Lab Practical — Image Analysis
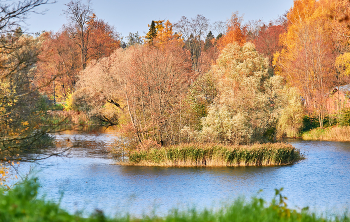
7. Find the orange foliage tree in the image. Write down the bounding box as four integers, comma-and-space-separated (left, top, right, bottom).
87, 15, 120, 61
217, 12, 247, 50
147, 20, 183, 48
35, 31, 81, 101
36, 9, 120, 101
251, 20, 287, 66
77, 42, 194, 148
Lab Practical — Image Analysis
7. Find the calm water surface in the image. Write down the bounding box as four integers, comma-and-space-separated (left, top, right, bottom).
13, 130, 350, 217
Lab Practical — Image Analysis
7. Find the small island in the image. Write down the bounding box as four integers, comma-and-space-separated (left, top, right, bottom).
117, 143, 301, 167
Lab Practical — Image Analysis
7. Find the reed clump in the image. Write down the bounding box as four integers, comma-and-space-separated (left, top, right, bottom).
2, 179, 349, 222
302, 126, 350, 141
120, 143, 301, 167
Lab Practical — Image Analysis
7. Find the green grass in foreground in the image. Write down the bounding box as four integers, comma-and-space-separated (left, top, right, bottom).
0, 179, 349, 222
123, 143, 301, 167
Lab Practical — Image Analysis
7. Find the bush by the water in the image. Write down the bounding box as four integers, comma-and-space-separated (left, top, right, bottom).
1, 179, 349, 222
121, 143, 301, 167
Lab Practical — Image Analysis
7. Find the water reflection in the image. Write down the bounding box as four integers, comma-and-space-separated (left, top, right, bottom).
11, 132, 350, 217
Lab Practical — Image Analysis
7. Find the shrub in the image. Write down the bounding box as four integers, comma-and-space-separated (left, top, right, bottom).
339, 108, 350, 126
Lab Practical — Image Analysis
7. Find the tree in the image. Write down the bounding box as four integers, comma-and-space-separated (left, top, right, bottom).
77, 43, 194, 148
211, 20, 226, 38
196, 43, 286, 144
0, 33, 48, 147
145, 20, 157, 43
0, 0, 53, 33
277, 87, 304, 138
251, 20, 287, 67
217, 12, 247, 50
64, 0, 93, 70
204, 31, 214, 50
185, 72, 217, 131
126, 32, 143, 47
87, 15, 120, 61
174, 15, 215, 73
0, 0, 55, 184
273, 0, 338, 128
151, 20, 182, 48
35, 31, 81, 101
331, 0, 350, 77
36, 5, 120, 101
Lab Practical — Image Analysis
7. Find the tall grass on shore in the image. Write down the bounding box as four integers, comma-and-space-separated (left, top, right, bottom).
1, 179, 349, 222
119, 143, 301, 167
302, 126, 350, 141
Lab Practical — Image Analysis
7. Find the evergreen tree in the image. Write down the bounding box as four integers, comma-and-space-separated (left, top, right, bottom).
216, 33, 223, 40
146, 20, 157, 42
204, 31, 214, 50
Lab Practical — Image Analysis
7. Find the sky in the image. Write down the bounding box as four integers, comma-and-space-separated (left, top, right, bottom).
22, 0, 294, 38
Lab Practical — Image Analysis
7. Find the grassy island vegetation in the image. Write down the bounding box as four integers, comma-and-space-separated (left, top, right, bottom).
1, 179, 349, 222
119, 143, 301, 167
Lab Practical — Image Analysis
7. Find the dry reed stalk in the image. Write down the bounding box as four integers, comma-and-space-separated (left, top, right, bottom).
302, 126, 350, 141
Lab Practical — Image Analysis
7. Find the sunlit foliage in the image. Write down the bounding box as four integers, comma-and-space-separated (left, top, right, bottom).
197, 43, 286, 144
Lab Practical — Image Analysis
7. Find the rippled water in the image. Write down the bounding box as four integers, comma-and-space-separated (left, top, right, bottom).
12, 130, 350, 217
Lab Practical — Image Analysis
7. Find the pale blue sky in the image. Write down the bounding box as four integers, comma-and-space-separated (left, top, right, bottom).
23, 0, 294, 38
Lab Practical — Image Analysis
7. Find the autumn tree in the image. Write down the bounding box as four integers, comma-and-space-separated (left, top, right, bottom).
35, 31, 81, 101
174, 15, 218, 74
329, 0, 350, 87
185, 71, 217, 131
64, 0, 93, 70
0, 0, 55, 184
145, 20, 164, 43
87, 15, 120, 61
211, 20, 227, 38
274, 0, 338, 127
151, 20, 182, 48
217, 12, 247, 51
63, 0, 119, 69
251, 19, 287, 67
0, 32, 48, 143
36, 2, 120, 101
76, 43, 194, 148
175, 15, 209, 70
183, 43, 287, 144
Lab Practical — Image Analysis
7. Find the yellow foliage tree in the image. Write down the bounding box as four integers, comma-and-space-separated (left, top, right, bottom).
336, 52, 350, 76
145, 20, 183, 47
273, 0, 338, 128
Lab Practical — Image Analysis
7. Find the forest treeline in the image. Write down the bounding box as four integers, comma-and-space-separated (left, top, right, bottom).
1, 0, 350, 162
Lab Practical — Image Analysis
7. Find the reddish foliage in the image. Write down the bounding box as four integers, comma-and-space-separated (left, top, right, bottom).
252, 23, 287, 65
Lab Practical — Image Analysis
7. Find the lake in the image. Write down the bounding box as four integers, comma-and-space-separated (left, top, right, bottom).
11, 129, 350, 217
